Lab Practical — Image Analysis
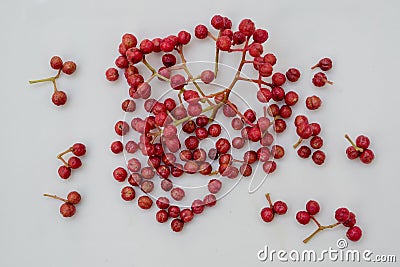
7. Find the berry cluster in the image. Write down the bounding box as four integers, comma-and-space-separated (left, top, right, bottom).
345, 134, 375, 164
43, 191, 81, 217
57, 143, 87, 179
311, 57, 333, 87
293, 115, 325, 165
260, 193, 288, 223
296, 200, 362, 243
29, 56, 77, 106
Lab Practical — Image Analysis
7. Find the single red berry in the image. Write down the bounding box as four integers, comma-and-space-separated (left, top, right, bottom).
279, 105, 292, 118
238, 18, 255, 36
71, 143, 86, 156
161, 179, 173, 192
296, 211, 311, 225
62, 61, 76, 75
58, 165, 71, 179
171, 187, 185, 201
168, 205, 181, 218
257, 88, 272, 103
156, 197, 170, 209
68, 157, 82, 169
306, 95, 322, 110
215, 138, 231, 154
305, 200, 320, 215
260, 207, 274, 222
310, 136, 323, 149
194, 24, 208, 39
271, 86, 285, 101
138, 196, 153, 209
113, 167, 128, 182
312, 150, 326, 165
114, 121, 129, 136
232, 31, 246, 45
343, 212, 357, 228
273, 119, 287, 133
171, 218, 184, 232
310, 123, 321, 136
50, 56, 63, 70
60, 203, 76, 217
203, 194, 217, 207
346, 226, 362, 242
121, 186, 135, 201
111, 141, 123, 154
253, 28, 269, 43
294, 115, 309, 127
122, 33, 138, 49
115, 56, 129, 69
67, 191, 81, 204
312, 57, 333, 71
259, 63, 273, 77
177, 30, 191, 45
262, 161, 277, 174
264, 53, 277, 65
356, 135, 370, 149
180, 209, 194, 223
360, 149, 374, 164
346, 146, 359, 160
191, 199, 205, 214
156, 210, 169, 223
312, 72, 332, 87
216, 36, 232, 51
297, 123, 313, 139
211, 15, 224, 29
286, 68, 301, 82
297, 146, 312, 158
106, 68, 119, 81
284, 91, 299, 106
273, 201, 288, 215
52, 91, 67, 106
249, 43, 263, 57
335, 207, 350, 223
272, 72, 286, 86
184, 136, 199, 150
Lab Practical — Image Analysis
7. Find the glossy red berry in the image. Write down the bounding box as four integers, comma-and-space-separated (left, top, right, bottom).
62, 61, 76, 75
335, 207, 350, 223
156, 210, 169, 223
195, 24, 208, 39
286, 68, 300, 82
50, 56, 63, 70
121, 186, 136, 201
180, 209, 194, 223
273, 201, 288, 215
360, 149, 374, 164
346, 226, 362, 242
138, 196, 153, 209
306, 95, 322, 110
306, 200, 320, 215
67, 191, 81, 204
260, 207, 274, 222
52, 91, 67, 106
312, 57, 333, 71
60, 203, 76, 217
68, 157, 82, 169
72, 143, 86, 156
58, 165, 71, 179
343, 212, 357, 228
297, 146, 312, 158
356, 135, 370, 149
171, 218, 184, 232
111, 141, 123, 154
296, 211, 311, 225
312, 150, 326, 165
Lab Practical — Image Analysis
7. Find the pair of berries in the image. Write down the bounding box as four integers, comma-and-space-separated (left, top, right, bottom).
260, 193, 288, 222
57, 143, 87, 179
311, 58, 333, 87
345, 134, 375, 164
296, 200, 362, 243
43, 191, 82, 217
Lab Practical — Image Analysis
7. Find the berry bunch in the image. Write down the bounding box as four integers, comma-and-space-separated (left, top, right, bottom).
296, 200, 362, 243
311, 57, 333, 87
43, 191, 81, 217
345, 134, 375, 164
293, 115, 325, 165
260, 193, 288, 223
57, 143, 87, 179
29, 56, 77, 106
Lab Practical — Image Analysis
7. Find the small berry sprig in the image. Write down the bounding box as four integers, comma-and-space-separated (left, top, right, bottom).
260, 193, 288, 222
345, 134, 375, 164
43, 191, 81, 217
57, 143, 86, 179
311, 57, 333, 87
29, 56, 77, 106
296, 200, 362, 243
293, 115, 326, 165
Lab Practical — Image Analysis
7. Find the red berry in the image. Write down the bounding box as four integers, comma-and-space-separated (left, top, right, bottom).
203, 194, 217, 207
284, 91, 298, 106
194, 24, 208, 39
62, 61, 76, 75
111, 141, 123, 154
215, 138, 231, 154
216, 36, 231, 51
121, 186, 135, 201
260, 207, 274, 222
312, 150, 326, 165
238, 18, 255, 36
156, 210, 169, 223
312, 57, 333, 71
191, 199, 205, 214
343, 212, 357, 228
156, 197, 170, 209
60, 203, 76, 217
346, 226, 362, 242
122, 33, 137, 49
113, 167, 128, 182
58, 165, 71, 179
306, 95, 322, 110
171, 187, 185, 201
335, 207, 350, 223
180, 209, 194, 223
286, 68, 300, 82
67, 191, 81, 204
68, 157, 82, 169
296, 211, 311, 225
305, 200, 320, 215
171, 218, 184, 232
312, 72, 332, 87
50, 56, 63, 70
294, 115, 308, 127
356, 135, 370, 149
264, 53, 277, 65
211, 15, 224, 29
263, 161, 277, 174
346, 146, 359, 160
138, 196, 153, 209
310, 136, 323, 149
52, 91, 67, 106
178, 30, 191, 45
273, 201, 288, 215
297, 146, 312, 158
253, 29, 268, 43
114, 121, 129, 136
106, 68, 119, 81
272, 72, 286, 86
72, 143, 86, 156
360, 149, 374, 164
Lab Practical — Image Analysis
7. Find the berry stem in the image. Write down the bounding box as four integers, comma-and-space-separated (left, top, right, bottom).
323, 78, 333, 85
142, 58, 170, 82
208, 170, 219, 176
57, 147, 73, 167
311, 64, 319, 70
213, 31, 221, 78
344, 134, 363, 152
293, 138, 304, 149
310, 215, 321, 227
29, 70, 61, 84
226, 101, 255, 127
173, 102, 224, 127
303, 222, 341, 244
265, 193, 273, 208
43, 193, 68, 202
207, 32, 218, 41
237, 76, 274, 88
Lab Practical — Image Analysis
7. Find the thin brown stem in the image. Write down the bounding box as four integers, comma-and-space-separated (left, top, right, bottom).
57, 147, 72, 167
265, 193, 273, 208
43, 194, 68, 202
293, 138, 304, 149
344, 134, 363, 152
303, 222, 341, 244
237, 76, 274, 88
142, 58, 170, 82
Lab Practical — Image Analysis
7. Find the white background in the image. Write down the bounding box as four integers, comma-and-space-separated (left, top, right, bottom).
1, 0, 399, 266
